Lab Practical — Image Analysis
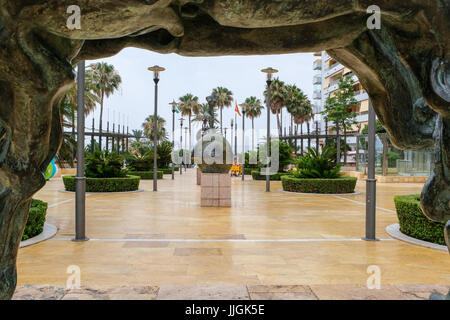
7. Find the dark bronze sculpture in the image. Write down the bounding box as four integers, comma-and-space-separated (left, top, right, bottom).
0, 0, 448, 299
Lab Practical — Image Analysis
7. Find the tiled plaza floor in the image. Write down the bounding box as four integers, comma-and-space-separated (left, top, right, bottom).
15, 169, 450, 299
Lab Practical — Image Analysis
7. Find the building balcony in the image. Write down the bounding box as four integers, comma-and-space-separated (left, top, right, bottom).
324, 63, 344, 77
313, 61, 322, 70
354, 90, 369, 102
313, 90, 322, 100
313, 75, 322, 85
324, 83, 339, 96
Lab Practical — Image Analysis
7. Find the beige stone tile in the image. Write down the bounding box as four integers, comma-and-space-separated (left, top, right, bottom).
250, 292, 317, 300
310, 284, 409, 300
157, 285, 249, 300
174, 248, 223, 256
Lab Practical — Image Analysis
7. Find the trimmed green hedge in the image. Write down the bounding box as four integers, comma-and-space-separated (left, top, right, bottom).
127, 170, 163, 180
281, 175, 357, 194
394, 195, 445, 245
23, 199, 48, 241
63, 175, 140, 192
251, 170, 290, 181
161, 167, 179, 174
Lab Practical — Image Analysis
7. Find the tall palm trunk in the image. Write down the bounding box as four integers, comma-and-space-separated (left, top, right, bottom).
276, 110, 281, 138
99, 90, 104, 150
252, 118, 255, 150
189, 114, 191, 151
220, 107, 223, 133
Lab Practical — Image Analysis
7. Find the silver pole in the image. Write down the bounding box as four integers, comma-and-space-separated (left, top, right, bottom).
153, 78, 159, 191
266, 79, 272, 192
364, 100, 378, 241
172, 109, 175, 180
74, 60, 88, 242
242, 109, 245, 181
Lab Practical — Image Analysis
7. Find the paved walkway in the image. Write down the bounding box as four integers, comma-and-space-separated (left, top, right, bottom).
16, 169, 450, 299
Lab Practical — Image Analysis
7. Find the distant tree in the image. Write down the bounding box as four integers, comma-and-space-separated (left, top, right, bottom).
178, 93, 200, 150
86, 62, 122, 150
242, 96, 263, 150
264, 78, 287, 137
132, 129, 143, 142
142, 115, 167, 145
213, 87, 233, 133
321, 75, 358, 163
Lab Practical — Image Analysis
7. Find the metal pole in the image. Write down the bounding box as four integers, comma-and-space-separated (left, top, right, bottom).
180, 120, 183, 175
74, 60, 88, 242
153, 78, 159, 191
126, 126, 129, 152
242, 108, 245, 181
316, 121, 319, 152
172, 108, 175, 180
117, 124, 120, 155
91, 118, 95, 154
266, 79, 272, 192
112, 123, 115, 153
106, 121, 109, 151
300, 124, 303, 155
364, 100, 378, 241
234, 113, 237, 157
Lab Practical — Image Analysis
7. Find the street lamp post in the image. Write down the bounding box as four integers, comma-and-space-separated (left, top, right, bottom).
230, 119, 234, 154
169, 100, 177, 180
180, 117, 184, 175
241, 104, 246, 181
148, 65, 165, 192
261, 67, 278, 192
184, 126, 188, 171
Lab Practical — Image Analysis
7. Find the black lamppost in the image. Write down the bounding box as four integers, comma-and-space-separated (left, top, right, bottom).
230, 118, 234, 154
148, 65, 165, 192
180, 117, 184, 175
169, 100, 177, 180
261, 67, 278, 192
184, 126, 188, 171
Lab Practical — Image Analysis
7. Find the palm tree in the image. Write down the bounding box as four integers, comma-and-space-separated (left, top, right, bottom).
87, 62, 122, 150
242, 96, 263, 150
264, 78, 287, 137
192, 103, 218, 130
132, 129, 143, 142
178, 93, 200, 151
142, 115, 167, 145
213, 87, 233, 133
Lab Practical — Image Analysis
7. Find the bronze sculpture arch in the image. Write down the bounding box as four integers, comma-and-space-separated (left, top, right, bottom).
0, 0, 448, 299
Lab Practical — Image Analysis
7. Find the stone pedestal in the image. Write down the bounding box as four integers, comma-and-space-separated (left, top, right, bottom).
200, 173, 231, 207
197, 167, 201, 185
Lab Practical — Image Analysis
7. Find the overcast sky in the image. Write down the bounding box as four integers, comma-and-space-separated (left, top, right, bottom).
85, 48, 316, 150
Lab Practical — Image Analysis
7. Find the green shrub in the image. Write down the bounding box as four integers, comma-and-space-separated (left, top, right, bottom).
127, 171, 163, 180
281, 175, 357, 194
22, 199, 48, 241
85, 150, 126, 178
258, 141, 294, 171
161, 167, 179, 174
251, 170, 290, 181
63, 175, 140, 192
294, 146, 341, 179
243, 167, 254, 175
394, 195, 445, 245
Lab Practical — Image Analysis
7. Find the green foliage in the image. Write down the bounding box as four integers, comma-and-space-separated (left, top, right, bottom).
251, 170, 290, 181
85, 150, 126, 178
282, 176, 357, 194
127, 171, 163, 180
157, 140, 174, 168
394, 195, 445, 245
161, 167, 179, 174
258, 141, 294, 171
142, 115, 167, 143
321, 75, 358, 130
388, 150, 402, 167
63, 175, 140, 192
244, 151, 260, 169
22, 199, 48, 241
294, 146, 341, 179
361, 119, 387, 134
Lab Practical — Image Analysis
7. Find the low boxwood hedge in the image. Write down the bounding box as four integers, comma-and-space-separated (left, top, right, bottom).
23, 199, 48, 241
63, 175, 140, 192
161, 167, 179, 174
251, 170, 290, 181
127, 171, 163, 180
243, 167, 256, 175
281, 175, 357, 194
394, 195, 445, 245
